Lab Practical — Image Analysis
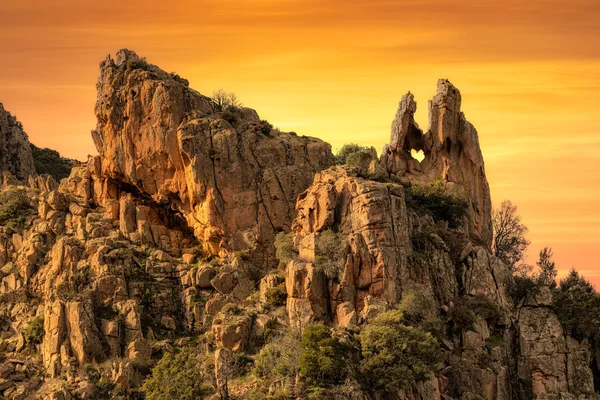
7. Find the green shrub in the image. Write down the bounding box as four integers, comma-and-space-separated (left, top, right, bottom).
334, 144, 371, 165
552, 269, 600, 340
23, 316, 44, 344
405, 181, 469, 228
451, 294, 502, 332
253, 330, 301, 379
142, 347, 211, 400
274, 232, 298, 267
234, 250, 251, 261
314, 230, 346, 280
95, 378, 115, 397
300, 324, 347, 386
398, 289, 442, 335
307, 386, 332, 399
247, 388, 268, 400
345, 148, 377, 177
260, 120, 274, 135
222, 110, 237, 124
0, 188, 34, 231
30, 144, 76, 182
536, 247, 557, 289
265, 285, 287, 309
359, 309, 440, 393
508, 274, 539, 306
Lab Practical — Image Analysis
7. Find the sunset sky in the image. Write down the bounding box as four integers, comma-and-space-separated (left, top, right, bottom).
1, 0, 599, 283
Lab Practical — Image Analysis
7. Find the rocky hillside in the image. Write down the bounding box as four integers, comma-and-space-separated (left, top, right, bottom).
0, 50, 598, 400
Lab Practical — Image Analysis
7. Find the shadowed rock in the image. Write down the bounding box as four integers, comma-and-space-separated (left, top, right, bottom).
0, 103, 36, 181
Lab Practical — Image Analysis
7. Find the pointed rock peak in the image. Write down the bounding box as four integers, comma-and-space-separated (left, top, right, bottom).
431, 78, 462, 112
114, 48, 142, 65
381, 79, 492, 246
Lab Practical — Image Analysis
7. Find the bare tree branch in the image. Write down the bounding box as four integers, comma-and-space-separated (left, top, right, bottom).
492, 200, 530, 272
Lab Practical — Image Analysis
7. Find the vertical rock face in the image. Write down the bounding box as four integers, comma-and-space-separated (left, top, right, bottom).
92, 49, 334, 262
518, 288, 596, 398
381, 79, 493, 246
0, 103, 36, 181
290, 167, 411, 327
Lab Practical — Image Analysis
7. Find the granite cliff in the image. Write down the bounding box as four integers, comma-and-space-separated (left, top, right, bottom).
0, 50, 597, 400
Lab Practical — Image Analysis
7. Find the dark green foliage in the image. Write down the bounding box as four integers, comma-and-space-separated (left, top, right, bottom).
398, 289, 443, 336
334, 143, 371, 165
345, 148, 377, 177
536, 247, 557, 289
234, 250, 250, 261
359, 309, 440, 393
451, 294, 502, 332
253, 330, 301, 379
265, 285, 287, 309
30, 144, 76, 182
259, 120, 273, 135
508, 274, 540, 306
23, 316, 44, 344
405, 181, 469, 228
142, 347, 211, 400
450, 301, 477, 333
274, 231, 298, 267
222, 110, 237, 124
314, 230, 346, 280
300, 324, 348, 386
552, 269, 600, 340
0, 188, 34, 231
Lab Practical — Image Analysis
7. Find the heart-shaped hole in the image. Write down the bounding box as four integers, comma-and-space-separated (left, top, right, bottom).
411, 149, 425, 162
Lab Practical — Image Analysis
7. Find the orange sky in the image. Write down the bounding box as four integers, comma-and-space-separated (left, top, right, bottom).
1, 0, 599, 284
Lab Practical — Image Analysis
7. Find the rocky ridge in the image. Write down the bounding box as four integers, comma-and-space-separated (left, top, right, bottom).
0, 103, 36, 181
0, 50, 597, 400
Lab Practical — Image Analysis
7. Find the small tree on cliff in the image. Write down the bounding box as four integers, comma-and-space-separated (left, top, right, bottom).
553, 269, 600, 339
359, 309, 440, 393
536, 247, 557, 289
212, 89, 242, 110
492, 200, 530, 271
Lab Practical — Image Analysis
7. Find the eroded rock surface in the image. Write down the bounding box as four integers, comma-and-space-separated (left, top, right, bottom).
381, 80, 493, 247
92, 49, 334, 264
1, 49, 599, 400
0, 103, 36, 181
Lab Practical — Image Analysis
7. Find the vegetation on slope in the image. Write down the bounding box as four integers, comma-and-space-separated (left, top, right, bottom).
30, 143, 77, 181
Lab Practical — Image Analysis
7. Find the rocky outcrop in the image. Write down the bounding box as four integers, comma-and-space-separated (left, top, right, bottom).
2, 49, 600, 400
381, 80, 493, 247
0, 103, 36, 181
518, 287, 596, 399
290, 167, 410, 326
92, 49, 334, 264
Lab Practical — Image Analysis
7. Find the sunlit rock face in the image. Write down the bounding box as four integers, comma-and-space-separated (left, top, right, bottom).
381, 79, 493, 247
0, 103, 36, 181
92, 49, 334, 264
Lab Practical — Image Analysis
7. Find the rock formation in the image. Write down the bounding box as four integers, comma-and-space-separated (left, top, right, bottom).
0, 103, 36, 181
381, 80, 493, 247
92, 49, 334, 264
0, 50, 598, 400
